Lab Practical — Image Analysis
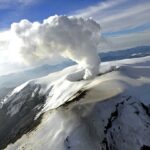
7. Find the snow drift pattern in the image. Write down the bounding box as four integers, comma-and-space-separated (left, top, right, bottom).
10, 15, 101, 79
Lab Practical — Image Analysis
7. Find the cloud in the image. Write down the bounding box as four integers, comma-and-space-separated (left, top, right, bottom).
100, 2, 150, 32
71, 0, 150, 52
0, 0, 37, 9
98, 30, 150, 52
73, 0, 150, 32
74, 0, 127, 18
9, 15, 101, 79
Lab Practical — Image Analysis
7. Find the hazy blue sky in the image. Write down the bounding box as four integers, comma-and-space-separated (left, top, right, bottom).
0, 0, 149, 34
0, 0, 102, 29
0, 0, 150, 75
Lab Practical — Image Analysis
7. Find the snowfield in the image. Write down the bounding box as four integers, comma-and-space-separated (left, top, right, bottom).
0, 56, 150, 150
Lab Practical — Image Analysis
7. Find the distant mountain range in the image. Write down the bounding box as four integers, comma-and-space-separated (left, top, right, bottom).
100, 45, 150, 62
0, 61, 75, 89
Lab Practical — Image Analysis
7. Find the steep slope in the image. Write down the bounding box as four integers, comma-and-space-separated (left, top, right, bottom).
5, 95, 150, 150
0, 56, 150, 150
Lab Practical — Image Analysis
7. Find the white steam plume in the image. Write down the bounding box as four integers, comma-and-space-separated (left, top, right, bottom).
10, 15, 101, 79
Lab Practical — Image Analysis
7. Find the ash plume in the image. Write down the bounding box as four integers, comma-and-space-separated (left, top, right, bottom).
10, 15, 101, 79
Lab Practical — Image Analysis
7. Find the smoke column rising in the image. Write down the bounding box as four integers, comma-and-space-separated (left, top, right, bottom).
10, 15, 101, 79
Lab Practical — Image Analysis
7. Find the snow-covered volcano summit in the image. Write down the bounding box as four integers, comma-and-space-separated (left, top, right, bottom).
0, 56, 150, 150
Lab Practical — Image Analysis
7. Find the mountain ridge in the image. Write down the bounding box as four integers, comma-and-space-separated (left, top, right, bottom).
0, 56, 150, 150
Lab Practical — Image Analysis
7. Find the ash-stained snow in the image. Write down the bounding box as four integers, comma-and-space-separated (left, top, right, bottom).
5, 94, 150, 150
0, 56, 150, 150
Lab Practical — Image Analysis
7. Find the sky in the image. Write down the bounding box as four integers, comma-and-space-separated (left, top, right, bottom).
0, 0, 150, 75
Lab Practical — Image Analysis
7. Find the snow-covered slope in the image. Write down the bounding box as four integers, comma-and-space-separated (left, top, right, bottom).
0, 56, 150, 150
